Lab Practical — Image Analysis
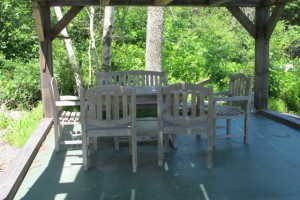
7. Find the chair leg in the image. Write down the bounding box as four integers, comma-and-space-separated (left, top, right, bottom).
158, 128, 164, 166
226, 119, 231, 135
114, 136, 120, 151
244, 116, 249, 144
54, 123, 60, 152
213, 118, 217, 146
131, 133, 137, 173
207, 131, 213, 169
82, 135, 89, 171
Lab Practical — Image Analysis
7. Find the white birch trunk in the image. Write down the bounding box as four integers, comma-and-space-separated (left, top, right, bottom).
145, 7, 165, 72
54, 7, 82, 90
88, 6, 100, 85
102, 6, 114, 72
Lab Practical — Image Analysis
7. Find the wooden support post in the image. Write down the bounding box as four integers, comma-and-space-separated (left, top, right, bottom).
254, 7, 270, 110
39, 6, 53, 118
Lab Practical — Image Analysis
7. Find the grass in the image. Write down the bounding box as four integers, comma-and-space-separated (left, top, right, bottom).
2, 102, 43, 148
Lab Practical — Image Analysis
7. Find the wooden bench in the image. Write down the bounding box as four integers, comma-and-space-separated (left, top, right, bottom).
96, 70, 167, 87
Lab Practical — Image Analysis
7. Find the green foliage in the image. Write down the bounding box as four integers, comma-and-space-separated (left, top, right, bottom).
3, 102, 43, 148
268, 98, 287, 113
0, 55, 41, 109
0, 112, 12, 129
0, 0, 38, 61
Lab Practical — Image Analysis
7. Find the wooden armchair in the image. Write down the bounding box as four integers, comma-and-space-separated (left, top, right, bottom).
80, 85, 137, 172
49, 77, 81, 152
213, 73, 253, 144
157, 83, 214, 169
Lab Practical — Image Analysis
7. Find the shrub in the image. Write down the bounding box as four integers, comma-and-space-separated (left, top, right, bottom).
4, 102, 43, 148
268, 98, 287, 113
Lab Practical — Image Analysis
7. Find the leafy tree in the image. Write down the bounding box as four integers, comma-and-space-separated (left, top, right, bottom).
0, 0, 38, 61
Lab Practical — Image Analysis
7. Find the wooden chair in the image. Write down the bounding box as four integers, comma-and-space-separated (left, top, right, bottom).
80, 85, 137, 172
213, 73, 253, 144
96, 70, 168, 149
157, 83, 214, 169
49, 77, 81, 152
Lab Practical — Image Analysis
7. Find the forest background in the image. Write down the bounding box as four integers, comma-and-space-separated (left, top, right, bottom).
0, 1, 299, 147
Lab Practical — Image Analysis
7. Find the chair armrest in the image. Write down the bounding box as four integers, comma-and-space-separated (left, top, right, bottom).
213, 91, 229, 96
213, 96, 249, 102
196, 79, 211, 86
60, 95, 80, 101
55, 100, 80, 106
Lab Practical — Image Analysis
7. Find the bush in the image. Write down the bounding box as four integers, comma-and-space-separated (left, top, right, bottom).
0, 56, 41, 110
3, 102, 43, 148
268, 98, 287, 113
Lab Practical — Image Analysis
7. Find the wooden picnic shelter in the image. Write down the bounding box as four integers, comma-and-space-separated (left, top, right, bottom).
30, 0, 294, 118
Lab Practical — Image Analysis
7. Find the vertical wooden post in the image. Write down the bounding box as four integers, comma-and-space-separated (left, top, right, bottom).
39, 6, 53, 118
254, 7, 270, 110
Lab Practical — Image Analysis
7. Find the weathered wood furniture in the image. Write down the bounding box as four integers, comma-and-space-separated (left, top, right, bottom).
96, 70, 168, 148
49, 77, 81, 152
96, 70, 168, 107
213, 73, 253, 144
80, 85, 137, 172
157, 83, 214, 169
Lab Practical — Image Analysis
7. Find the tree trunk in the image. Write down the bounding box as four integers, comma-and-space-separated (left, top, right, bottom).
87, 6, 100, 86
54, 7, 82, 91
102, 6, 114, 72
145, 7, 165, 72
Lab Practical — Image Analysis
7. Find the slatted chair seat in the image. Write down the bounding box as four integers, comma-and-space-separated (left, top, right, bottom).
59, 111, 81, 123
215, 105, 246, 118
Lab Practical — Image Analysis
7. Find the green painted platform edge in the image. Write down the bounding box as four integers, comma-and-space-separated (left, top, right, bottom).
0, 118, 53, 200
259, 109, 300, 130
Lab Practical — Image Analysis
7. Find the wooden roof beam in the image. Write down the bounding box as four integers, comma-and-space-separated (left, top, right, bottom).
50, 6, 84, 39
100, 0, 110, 6
209, 0, 233, 6
154, 0, 174, 6
31, 0, 45, 41
264, 0, 295, 6
264, 3, 286, 39
227, 7, 257, 38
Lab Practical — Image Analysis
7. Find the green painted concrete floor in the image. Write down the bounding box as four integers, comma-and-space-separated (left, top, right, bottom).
14, 114, 300, 200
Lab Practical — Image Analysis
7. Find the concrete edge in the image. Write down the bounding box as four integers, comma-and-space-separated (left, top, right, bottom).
258, 109, 300, 130
0, 118, 53, 200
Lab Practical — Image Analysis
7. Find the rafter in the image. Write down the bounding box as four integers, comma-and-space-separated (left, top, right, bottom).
154, 0, 174, 6
264, 4, 286, 39
209, 0, 233, 6
50, 6, 84, 39
227, 7, 257, 38
31, 0, 44, 41
100, 0, 110, 6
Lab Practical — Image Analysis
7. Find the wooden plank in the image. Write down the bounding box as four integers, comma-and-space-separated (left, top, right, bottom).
50, 6, 84, 38
259, 109, 300, 130
31, 0, 44, 41
264, 4, 286, 39
45, 0, 263, 7
0, 119, 53, 200
209, 0, 233, 6
100, 0, 110, 6
154, 0, 174, 6
227, 7, 257, 38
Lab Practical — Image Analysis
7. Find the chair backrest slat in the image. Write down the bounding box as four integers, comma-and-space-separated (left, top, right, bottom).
81, 85, 136, 128
158, 83, 213, 126
96, 70, 167, 87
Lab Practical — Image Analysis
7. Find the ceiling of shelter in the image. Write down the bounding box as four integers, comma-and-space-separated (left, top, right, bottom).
38, 0, 293, 7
